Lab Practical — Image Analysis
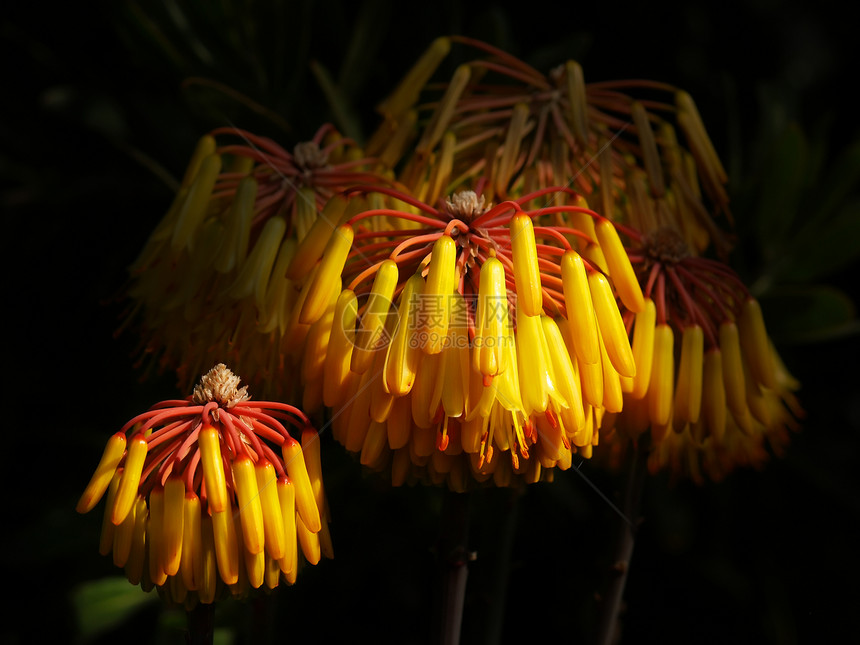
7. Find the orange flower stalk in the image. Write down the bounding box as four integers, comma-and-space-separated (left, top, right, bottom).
292, 182, 645, 490
77, 364, 331, 607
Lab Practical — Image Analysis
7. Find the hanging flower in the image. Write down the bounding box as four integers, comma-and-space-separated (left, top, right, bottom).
605, 225, 804, 482
365, 35, 729, 257
290, 181, 645, 490
76, 364, 331, 607
121, 125, 395, 400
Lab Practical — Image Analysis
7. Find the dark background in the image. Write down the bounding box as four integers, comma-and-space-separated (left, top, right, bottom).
2, 1, 858, 644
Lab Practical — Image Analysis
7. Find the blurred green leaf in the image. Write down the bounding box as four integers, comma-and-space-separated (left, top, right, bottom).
760, 284, 859, 343
780, 198, 860, 283
755, 123, 808, 254
71, 577, 159, 642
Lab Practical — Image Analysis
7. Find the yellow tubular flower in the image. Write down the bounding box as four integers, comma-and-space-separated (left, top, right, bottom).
199, 426, 228, 514
300, 224, 355, 325
112, 496, 136, 568
111, 434, 148, 526
543, 316, 585, 432
212, 175, 256, 274
649, 324, 675, 426
422, 235, 457, 354
227, 215, 287, 302
76, 433, 126, 514
282, 438, 322, 534
232, 456, 265, 556
376, 36, 451, 119
515, 304, 551, 414
352, 259, 399, 373
673, 325, 704, 428
98, 474, 120, 556
296, 515, 322, 566
125, 496, 148, 586
181, 493, 203, 592
595, 219, 645, 314
473, 256, 509, 377
439, 299, 471, 417
510, 213, 543, 316
588, 272, 636, 378
170, 153, 222, 253
384, 274, 425, 396
162, 478, 186, 576
198, 517, 218, 603
255, 460, 286, 561
702, 349, 727, 442
277, 478, 298, 581
630, 299, 656, 399
719, 321, 753, 431
323, 290, 359, 408
148, 489, 167, 585
286, 194, 349, 281
738, 298, 776, 389
212, 508, 239, 586
561, 250, 599, 365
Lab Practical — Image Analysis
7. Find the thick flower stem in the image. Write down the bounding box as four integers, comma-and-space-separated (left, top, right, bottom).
595, 441, 649, 645
434, 489, 473, 645
185, 603, 214, 645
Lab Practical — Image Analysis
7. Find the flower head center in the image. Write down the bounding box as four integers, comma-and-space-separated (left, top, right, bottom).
293, 141, 329, 171
445, 190, 489, 223
192, 363, 251, 408
642, 227, 690, 266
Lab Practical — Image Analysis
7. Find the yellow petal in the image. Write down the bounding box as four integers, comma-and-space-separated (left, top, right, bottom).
124, 496, 148, 586
111, 434, 147, 526
300, 223, 354, 325
543, 316, 585, 431
738, 298, 776, 389
199, 425, 229, 514
255, 460, 286, 561
296, 513, 321, 566
673, 325, 704, 428
232, 456, 265, 555
277, 478, 298, 579
474, 256, 509, 377
377, 36, 450, 119
180, 492, 203, 592
649, 324, 674, 426
588, 271, 636, 378
77, 432, 126, 514
352, 259, 399, 373
510, 212, 543, 316
421, 235, 457, 354
594, 218, 645, 313
286, 194, 349, 280
162, 477, 186, 576
282, 438, 321, 533
211, 508, 239, 585
213, 175, 256, 274
561, 250, 599, 365
630, 299, 656, 399
323, 289, 358, 408
171, 153, 222, 253
702, 349, 727, 441
384, 274, 425, 396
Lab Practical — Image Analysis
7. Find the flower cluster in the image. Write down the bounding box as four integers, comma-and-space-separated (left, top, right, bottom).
117, 36, 802, 492
123, 125, 393, 400
77, 364, 331, 607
